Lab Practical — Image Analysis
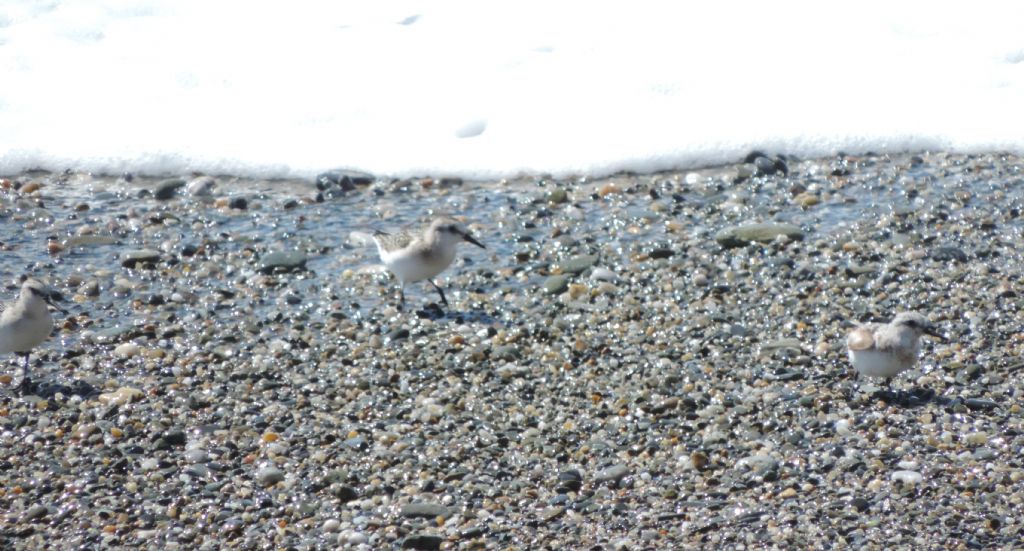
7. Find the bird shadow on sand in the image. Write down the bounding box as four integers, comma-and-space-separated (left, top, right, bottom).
4, 376, 100, 400
866, 387, 938, 408
413, 303, 500, 325
853, 386, 1000, 411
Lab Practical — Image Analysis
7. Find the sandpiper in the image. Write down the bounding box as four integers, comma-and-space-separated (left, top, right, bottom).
846, 312, 945, 390
362, 217, 485, 307
1, 279, 66, 392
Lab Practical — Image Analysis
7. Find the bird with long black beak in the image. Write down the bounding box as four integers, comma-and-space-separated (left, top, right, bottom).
365, 217, 485, 307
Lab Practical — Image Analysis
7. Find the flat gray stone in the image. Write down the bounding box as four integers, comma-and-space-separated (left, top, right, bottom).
557, 254, 599, 274
23, 505, 48, 521
121, 249, 161, 268
401, 533, 443, 550
715, 223, 804, 248
400, 502, 452, 519
543, 274, 571, 294
63, 235, 118, 248
594, 464, 629, 483
256, 466, 285, 487
492, 345, 520, 361
258, 250, 308, 274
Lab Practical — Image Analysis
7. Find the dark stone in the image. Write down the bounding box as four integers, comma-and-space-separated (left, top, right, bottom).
744, 152, 788, 176
163, 431, 186, 446
228, 197, 248, 210
387, 328, 410, 342
930, 246, 969, 263
315, 170, 375, 192
743, 151, 767, 163
556, 469, 583, 492
964, 398, 998, 411
332, 484, 358, 502
154, 178, 186, 200
402, 534, 443, 550
753, 155, 780, 176
121, 249, 161, 268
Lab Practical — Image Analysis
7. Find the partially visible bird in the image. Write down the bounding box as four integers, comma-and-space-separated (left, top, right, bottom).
1, 279, 66, 392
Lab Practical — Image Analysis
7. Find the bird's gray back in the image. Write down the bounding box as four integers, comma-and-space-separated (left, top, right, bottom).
373, 229, 416, 253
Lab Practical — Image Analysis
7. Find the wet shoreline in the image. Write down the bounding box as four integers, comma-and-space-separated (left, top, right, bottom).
1, 151, 1022, 548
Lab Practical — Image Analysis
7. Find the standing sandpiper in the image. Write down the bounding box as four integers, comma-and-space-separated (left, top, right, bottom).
846, 312, 945, 393
365, 217, 485, 307
1, 279, 66, 392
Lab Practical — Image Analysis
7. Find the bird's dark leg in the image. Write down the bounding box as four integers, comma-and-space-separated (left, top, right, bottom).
428, 280, 449, 307
399, 287, 406, 310
18, 352, 32, 394
884, 377, 902, 403
846, 371, 859, 401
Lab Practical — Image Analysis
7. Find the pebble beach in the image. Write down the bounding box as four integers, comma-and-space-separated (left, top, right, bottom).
1, 151, 1023, 549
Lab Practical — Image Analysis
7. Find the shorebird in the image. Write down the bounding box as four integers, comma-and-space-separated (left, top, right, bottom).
1, 279, 66, 392
359, 217, 485, 307
846, 312, 945, 390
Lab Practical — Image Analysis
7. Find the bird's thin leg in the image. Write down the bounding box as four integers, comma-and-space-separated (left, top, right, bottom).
18, 352, 32, 393
846, 371, 859, 401
428, 280, 449, 307
399, 286, 406, 310
885, 377, 901, 402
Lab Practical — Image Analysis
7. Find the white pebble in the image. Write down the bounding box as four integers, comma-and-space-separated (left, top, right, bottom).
590, 267, 620, 282
186, 176, 217, 196
322, 519, 340, 532
834, 419, 851, 435
344, 530, 368, 545
114, 343, 141, 358
891, 470, 923, 485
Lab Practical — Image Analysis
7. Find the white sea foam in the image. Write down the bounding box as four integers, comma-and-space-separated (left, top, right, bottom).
2, 1, 1023, 180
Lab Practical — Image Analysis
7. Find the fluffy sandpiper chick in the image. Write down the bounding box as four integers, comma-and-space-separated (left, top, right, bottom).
369, 217, 485, 307
846, 312, 945, 391
1, 279, 66, 391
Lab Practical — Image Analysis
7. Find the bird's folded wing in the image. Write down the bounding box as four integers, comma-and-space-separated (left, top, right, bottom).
846, 328, 875, 350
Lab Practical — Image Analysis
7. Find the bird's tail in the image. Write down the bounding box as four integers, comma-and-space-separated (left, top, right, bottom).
348, 231, 378, 247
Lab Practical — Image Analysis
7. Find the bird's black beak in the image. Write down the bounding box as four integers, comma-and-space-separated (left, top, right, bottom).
463, 232, 485, 249
925, 326, 947, 342
44, 292, 68, 314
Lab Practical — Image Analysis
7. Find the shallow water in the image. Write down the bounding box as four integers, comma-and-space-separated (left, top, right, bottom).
3, 152, 1024, 327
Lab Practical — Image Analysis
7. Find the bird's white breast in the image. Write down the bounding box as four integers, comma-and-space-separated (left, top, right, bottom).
0, 302, 54, 354
848, 348, 913, 378
380, 245, 457, 284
